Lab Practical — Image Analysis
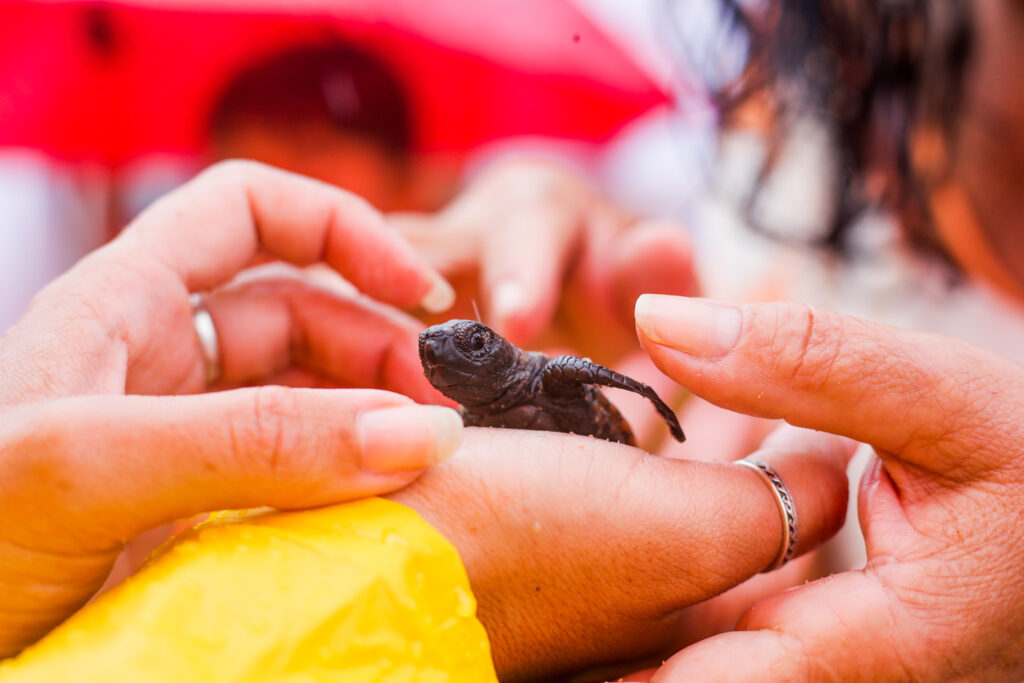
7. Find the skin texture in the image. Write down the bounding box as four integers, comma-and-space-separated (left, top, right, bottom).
418, 319, 685, 445
389, 424, 850, 681
630, 294, 1024, 681
0, 161, 466, 656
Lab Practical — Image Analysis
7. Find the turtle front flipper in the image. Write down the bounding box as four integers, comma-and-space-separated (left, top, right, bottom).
541, 355, 686, 443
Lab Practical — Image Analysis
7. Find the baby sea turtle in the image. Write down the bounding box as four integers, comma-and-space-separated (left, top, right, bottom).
418, 319, 685, 446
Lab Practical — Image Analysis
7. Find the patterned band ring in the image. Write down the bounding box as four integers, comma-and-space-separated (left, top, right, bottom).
735, 459, 798, 571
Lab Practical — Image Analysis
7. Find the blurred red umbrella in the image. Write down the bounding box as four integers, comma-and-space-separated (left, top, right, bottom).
0, 0, 669, 166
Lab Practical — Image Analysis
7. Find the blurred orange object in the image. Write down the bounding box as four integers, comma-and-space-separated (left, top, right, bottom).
0, 0, 668, 167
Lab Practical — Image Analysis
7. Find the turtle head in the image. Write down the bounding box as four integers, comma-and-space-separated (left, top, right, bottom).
418, 319, 518, 404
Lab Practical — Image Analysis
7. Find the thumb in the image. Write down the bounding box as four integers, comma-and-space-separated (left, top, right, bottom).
649, 570, 899, 681
634, 295, 1024, 478
3, 388, 462, 546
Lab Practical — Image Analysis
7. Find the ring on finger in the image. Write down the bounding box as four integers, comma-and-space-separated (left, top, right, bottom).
190, 293, 221, 386
736, 458, 798, 571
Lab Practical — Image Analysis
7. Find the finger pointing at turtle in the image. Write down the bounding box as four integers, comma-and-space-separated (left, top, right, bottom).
634, 294, 1024, 476
120, 160, 454, 308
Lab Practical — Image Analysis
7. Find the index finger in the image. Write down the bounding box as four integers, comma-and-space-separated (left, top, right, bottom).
635, 295, 1024, 476
479, 200, 582, 343
117, 161, 453, 312
441, 162, 596, 344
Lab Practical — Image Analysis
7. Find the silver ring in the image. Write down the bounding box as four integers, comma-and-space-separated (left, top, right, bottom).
736, 459, 798, 572
190, 294, 221, 386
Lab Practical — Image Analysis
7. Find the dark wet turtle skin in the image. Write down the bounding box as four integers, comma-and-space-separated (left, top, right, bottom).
418, 319, 685, 446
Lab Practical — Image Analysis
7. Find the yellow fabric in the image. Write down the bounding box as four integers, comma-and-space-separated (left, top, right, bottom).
0, 499, 496, 682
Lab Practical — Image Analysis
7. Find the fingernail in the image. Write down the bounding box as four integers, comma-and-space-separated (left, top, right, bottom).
635, 294, 742, 359
357, 405, 463, 471
491, 280, 527, 328
420, 272, 455, 314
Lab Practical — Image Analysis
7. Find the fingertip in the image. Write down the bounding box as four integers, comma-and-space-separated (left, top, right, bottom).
356, 404, 464, 472
491, 280, 526, 320
635, 295, 742, 359
419, 271, 456, 314
489, 280, 528, 335
650, 631, 797, 682
431, 406, 465, 462
489, 280, 549, 343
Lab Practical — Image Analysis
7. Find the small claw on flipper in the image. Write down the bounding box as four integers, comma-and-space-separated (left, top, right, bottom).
643, 387, 685, 443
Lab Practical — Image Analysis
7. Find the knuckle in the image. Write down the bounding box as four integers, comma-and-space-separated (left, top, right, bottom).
909, 350, 1024, 474
779, 632, 822, 683
488, 160, 583, 206
767, 303, 847, 392
198, 159, 267, 188
233, 386, 304, 478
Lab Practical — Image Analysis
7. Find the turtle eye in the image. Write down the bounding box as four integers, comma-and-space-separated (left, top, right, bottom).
470, 331, 487, 351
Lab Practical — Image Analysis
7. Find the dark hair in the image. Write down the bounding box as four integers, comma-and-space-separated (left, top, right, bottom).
704, 0, 972, 262
210, 43, 412, 159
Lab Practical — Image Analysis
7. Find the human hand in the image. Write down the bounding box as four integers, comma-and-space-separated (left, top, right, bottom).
0, 161, 463, 656
392, 159, 698, 363
389, 424, 851, 681
634, 294, 1024, 681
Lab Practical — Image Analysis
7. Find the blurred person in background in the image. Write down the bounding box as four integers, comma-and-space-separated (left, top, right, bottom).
206, 42, 458, 214
116, 39, 464, 232
0, 0, 661, 331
